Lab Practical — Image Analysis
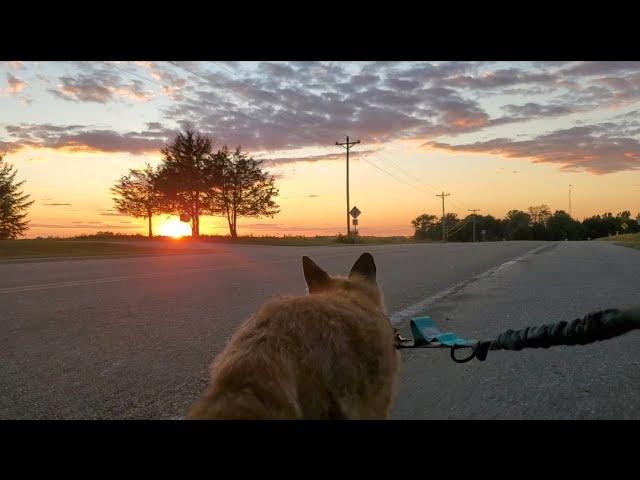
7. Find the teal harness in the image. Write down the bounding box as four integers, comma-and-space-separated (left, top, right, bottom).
396, 316, 477, 363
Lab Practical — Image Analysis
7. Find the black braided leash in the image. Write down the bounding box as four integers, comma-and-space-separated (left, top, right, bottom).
469, 307, 640, 362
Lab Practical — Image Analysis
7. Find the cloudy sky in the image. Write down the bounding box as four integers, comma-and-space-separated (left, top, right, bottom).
1, 61, 639, 237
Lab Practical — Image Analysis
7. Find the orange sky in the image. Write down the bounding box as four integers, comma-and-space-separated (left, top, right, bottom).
2, 61, 639, 238
11, 140, 640, 239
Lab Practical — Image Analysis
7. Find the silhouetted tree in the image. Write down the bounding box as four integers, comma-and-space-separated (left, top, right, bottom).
0, 154, 33, 239
411, 213, 438, 239
209, 146, 280, 238
547, 210, 584, 240
504, 210, 532, 240
111, 163, 164, 238
410, 206, 639, 243
155, 128, 218, 237
475, 214, 505, 241
440, 212, 461, 240
528, 205, 551, 224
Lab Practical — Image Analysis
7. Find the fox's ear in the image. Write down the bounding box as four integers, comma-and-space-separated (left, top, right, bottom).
349, 252, 376, 283
302, 256, 330, 292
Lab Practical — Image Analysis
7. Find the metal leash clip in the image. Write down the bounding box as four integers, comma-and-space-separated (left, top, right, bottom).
395, 316, 477, 363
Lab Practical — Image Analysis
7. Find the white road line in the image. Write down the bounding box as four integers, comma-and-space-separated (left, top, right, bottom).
0, 251, 362, 295
389, 244, 552, 326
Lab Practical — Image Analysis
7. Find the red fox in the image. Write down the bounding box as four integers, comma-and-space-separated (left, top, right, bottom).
188, 252, 400, 419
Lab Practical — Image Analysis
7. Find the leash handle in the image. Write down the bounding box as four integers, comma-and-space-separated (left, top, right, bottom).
450, 345, 476, 363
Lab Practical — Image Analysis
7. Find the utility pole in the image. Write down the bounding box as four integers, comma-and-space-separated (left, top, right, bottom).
336, 136, 360, 235
569, 184, 573, 217
436, 191, 450, 242
468, 209, 480, 242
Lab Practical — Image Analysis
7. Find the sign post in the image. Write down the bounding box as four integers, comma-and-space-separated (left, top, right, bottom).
349, 206, 361, 235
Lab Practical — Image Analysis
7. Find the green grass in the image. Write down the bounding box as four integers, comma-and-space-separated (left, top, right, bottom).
0, 235, 423, 260
600, 232, 640, 250
198, 235, 418, 246
0, 239, 214, 260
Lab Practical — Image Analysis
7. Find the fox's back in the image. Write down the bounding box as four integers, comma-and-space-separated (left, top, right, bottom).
189, 293, 398, 419
188, 253, 400, 420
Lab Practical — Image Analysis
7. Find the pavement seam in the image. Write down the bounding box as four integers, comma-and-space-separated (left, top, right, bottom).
389, 243, 555, 327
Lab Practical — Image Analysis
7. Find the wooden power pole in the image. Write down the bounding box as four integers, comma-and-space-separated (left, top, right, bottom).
468, 209, 480, 242
436, 191, 450, 242
336, 136, 360, 235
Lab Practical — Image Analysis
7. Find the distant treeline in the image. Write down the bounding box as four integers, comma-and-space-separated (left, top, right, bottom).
412, 206, 640, 241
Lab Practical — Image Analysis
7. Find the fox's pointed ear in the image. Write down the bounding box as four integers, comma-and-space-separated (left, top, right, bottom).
349, 252, 376, 282
302, 256, 330, 292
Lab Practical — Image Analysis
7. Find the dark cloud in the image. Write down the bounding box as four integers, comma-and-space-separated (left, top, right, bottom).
99, 209, 128, 217
6, 61, 640, 175
351, 74, 380, 88
3, 123, 175, 154
164, 60, 623, 156
560, 61, 640, 77
448, 69, 556, 90
31, 223, 139, 229
259, 62, 297, 79
52, 75, 113, 102
163, 66, 498, 152
262, 148, 381, 166
425, 123, 640, 175
41, 202, 72, 206
136, 62, 188, 97
50, 64, 154, 103
5, 73, 26, 94
495, 102, 576, 124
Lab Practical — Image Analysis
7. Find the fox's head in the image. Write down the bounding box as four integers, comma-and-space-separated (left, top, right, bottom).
301, 253, 382, 308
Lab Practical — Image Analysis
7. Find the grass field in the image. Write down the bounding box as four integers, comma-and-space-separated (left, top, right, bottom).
600, 232, 640, 250
0, 235, 421, 260
199, 235, 416, 246
0, 239, 216, 260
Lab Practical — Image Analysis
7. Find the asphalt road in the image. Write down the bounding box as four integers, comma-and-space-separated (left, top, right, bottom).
1, 240, 638, 419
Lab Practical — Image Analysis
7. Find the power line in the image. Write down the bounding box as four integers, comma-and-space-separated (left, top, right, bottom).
167, 61, 330, 146
109, 62, 427, 199
167, 61, 442, 199
112, 61, 476, 220
446, 214, 473, 239
169, 61, 472, 207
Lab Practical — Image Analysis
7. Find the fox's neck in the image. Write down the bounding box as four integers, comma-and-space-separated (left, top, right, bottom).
330, 288, 385, 316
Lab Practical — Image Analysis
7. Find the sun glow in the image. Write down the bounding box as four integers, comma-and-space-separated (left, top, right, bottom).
158, 219, 191, 238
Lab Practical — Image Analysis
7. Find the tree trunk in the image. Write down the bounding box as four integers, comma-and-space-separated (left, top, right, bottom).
225, 201, 234, 238
193, 192, 200, 238
148, 214, 153, 238
231, 205, 237, 238
192, 214, 200, 238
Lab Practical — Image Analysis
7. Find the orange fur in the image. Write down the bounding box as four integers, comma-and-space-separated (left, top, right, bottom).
188, 253, 400, 420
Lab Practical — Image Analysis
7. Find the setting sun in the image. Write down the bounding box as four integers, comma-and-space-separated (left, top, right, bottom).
158, 219, 192, 238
